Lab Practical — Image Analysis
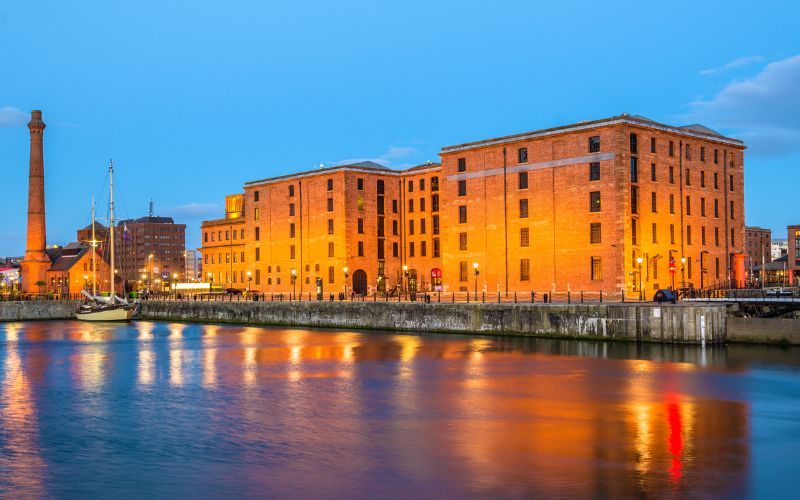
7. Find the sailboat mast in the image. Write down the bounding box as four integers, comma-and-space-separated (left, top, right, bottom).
109, 160, 115, 298
91, 197, 97, 297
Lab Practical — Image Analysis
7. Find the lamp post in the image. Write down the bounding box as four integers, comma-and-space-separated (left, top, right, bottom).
473, 262, 480, 300
636, 257, 643, 301
148, 254, 154, 291
291, 268, 297, 300
343, 267, 349, 299
680, 257, 687, 289
83, 274, 89, 293
246, 271, 252, 295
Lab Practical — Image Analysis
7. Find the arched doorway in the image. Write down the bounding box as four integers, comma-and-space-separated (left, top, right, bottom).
352, 269, 367, 295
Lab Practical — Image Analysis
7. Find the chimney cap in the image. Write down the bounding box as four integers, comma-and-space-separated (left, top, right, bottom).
28, 110, 45, 130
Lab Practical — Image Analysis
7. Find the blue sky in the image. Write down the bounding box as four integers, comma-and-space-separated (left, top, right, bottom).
1, 0, 798, 255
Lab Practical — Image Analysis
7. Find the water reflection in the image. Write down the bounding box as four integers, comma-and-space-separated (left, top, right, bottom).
0, 321, 796, 497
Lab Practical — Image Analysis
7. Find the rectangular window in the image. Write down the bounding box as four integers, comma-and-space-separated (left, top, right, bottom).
408, 180, 414, 192
714, 199, 719, 218
701, 170, 706, 188
702, 226, 706, 245
421, 241, 427, 257
254, 190, 260, 202
327, 178, 333, 191
254, 208, 260, 220
686, 196, 691, 215
459, 232, 467, 251
433, 238, 440, 258
357, 178, 364, 190
730, 200, 735, 219
715, 227, 720, 246
700, 146, 706, 162
631, 186, 638, 214
358, 241, 364, 257
289, 185, 295, 197
289, 203, 295, 216
432, 215, 439, 235
685, 168, 691, 186
714, 149, 719, 164
651, 163, 656, 181
459, 261, 468, 282
650, 137, 656, 153
328, 219, 334, 234
419, 178, 425, 191
328, 241, 334, 258
408, 242, 414, 257
630, 133, 638, 154
328, 266, 334, 284
589, 136, 600, 153
589, 162, 600, 181
255, 226, 260, 241
714, 172, 719, 190
688, 257, 693, 280
632, 218, 637, 245
420, 197, 426, 212
290, 245, 296, 259
392, 220, 399, 236
652, 223, 658, 243
431, 194, 439, 212
377, 179, 384, 194
458, 180, 466, 197
701, 197, 706, 217
431, 176, 439, 191
651, 192, 657, 213
591, 257, 602, 281
730, 175, 734, 192
358, 197, 364, 212
670, 224, 675, 244
420, 218, 426, 234
457, 158, 466, 172
669, 166, 675, 184
716, 257, 720, 278
327, 198, 333, 211
731, 228, 735, 246
459, 205, 467, 224
518, 147, 528, 163
378, 195, 384, 216
520, 259, 530, 281
520, 227, 530, 247
392, 199, 398, 213
409, 220, 415, 235
687, 225, 692, 245
590, 223, 601, 244
685, 144, 691, 160
255, 247, 260, 261
590, 191, 601, 212
377, 217, 385, 237
255, 269, 261, 285
408, 199, 414, 212
289, 223, 295, 238
631, 156, 638, 181
518, 171, 528, 189
357, 218, 364, 234
669, 141, 674, 157
519, 199, 529, 218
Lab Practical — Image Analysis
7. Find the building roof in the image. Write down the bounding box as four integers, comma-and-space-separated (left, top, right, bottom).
440, 113, 745, 154
746, 226, 772, 232
47, 242, 92, 272
245, 160, 441, 188
117, 216, 176, 225
752, 255, 789, 272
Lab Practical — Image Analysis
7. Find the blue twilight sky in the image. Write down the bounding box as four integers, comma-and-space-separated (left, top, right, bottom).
1, 0, 798, 255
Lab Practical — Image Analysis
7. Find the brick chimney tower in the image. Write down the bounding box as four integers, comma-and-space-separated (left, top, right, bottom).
21, 110, 50, 293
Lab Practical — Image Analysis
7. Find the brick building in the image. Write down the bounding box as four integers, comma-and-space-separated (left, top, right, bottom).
745, 226, 771, 279
44, 242, 113, 296
115, 215, 186, 290
788, 225, 800, 286
439, 114, 746, 295
199, 114, 747, 297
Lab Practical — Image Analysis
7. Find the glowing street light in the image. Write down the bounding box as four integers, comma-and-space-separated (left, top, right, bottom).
343, 267, 349, 299
473, 262, 480, 300
636, 257, 644, 301
291, 268, 297, 300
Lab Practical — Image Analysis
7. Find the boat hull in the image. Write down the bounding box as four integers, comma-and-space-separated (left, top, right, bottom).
76, 307, 135, 322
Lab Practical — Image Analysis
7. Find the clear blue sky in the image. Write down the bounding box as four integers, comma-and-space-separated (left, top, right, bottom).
1, 0, 798, 255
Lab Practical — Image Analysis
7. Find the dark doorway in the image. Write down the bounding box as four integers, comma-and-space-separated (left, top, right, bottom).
352, 269, 367, 295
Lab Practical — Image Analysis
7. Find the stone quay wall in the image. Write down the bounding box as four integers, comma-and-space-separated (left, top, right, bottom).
0, 300, 79, 322
137, 300, 727, 344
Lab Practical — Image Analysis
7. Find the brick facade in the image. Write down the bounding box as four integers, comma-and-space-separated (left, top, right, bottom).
199, 115, 746, 297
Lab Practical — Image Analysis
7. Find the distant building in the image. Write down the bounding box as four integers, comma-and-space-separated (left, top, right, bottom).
44, 242, 114, 295
788, 225, 800, 286
772, 239, 788, 260
76, 221, 109, 249
184, 250, 199, 281
115, 216, 186, 290
745, 226, 771, 274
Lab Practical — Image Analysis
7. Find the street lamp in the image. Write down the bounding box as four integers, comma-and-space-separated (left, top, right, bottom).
473, 262, 480, 300
291, 268, 297, 300
680, 257, 687, 289
343, 267, 349, 299
83, 274, 88, 292
636, 257, 643, 301
148, 254, 154, 291
246, 271, 252, 294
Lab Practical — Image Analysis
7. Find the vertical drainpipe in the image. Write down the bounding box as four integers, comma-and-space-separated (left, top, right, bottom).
400, 179, 405, 286
299, 180, 303, 293
679, 139, 685, 269
503, 147, 509, 293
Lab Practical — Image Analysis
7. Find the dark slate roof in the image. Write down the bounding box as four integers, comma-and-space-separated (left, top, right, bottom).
48, 242, 91, 272
752, 255, 789, 272
404, 162, 441, 172
339, 160, 390, 170
117, 216, 175, 225
679, 124, 724, 137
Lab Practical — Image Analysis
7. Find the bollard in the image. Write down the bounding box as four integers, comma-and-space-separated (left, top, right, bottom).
621, 289, 625, 302
581, 291, 584, 303
568, 291, 571, 304
531, 291, 535, 303
514, 291, 517, 303
600, 290, 603, 303
497, 292, 500, 303
452, 292, 455, 303
482, 292, 485, 303
467, 292, 470, 303
438, 291, 441, 303
543, 293, 548, 303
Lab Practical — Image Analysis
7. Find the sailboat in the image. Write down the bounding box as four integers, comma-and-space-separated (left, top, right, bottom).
76, 160, 137, 321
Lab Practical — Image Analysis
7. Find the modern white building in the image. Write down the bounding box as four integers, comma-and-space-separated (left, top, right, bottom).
184, 250, 199, 281
772, 239, 788, 260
